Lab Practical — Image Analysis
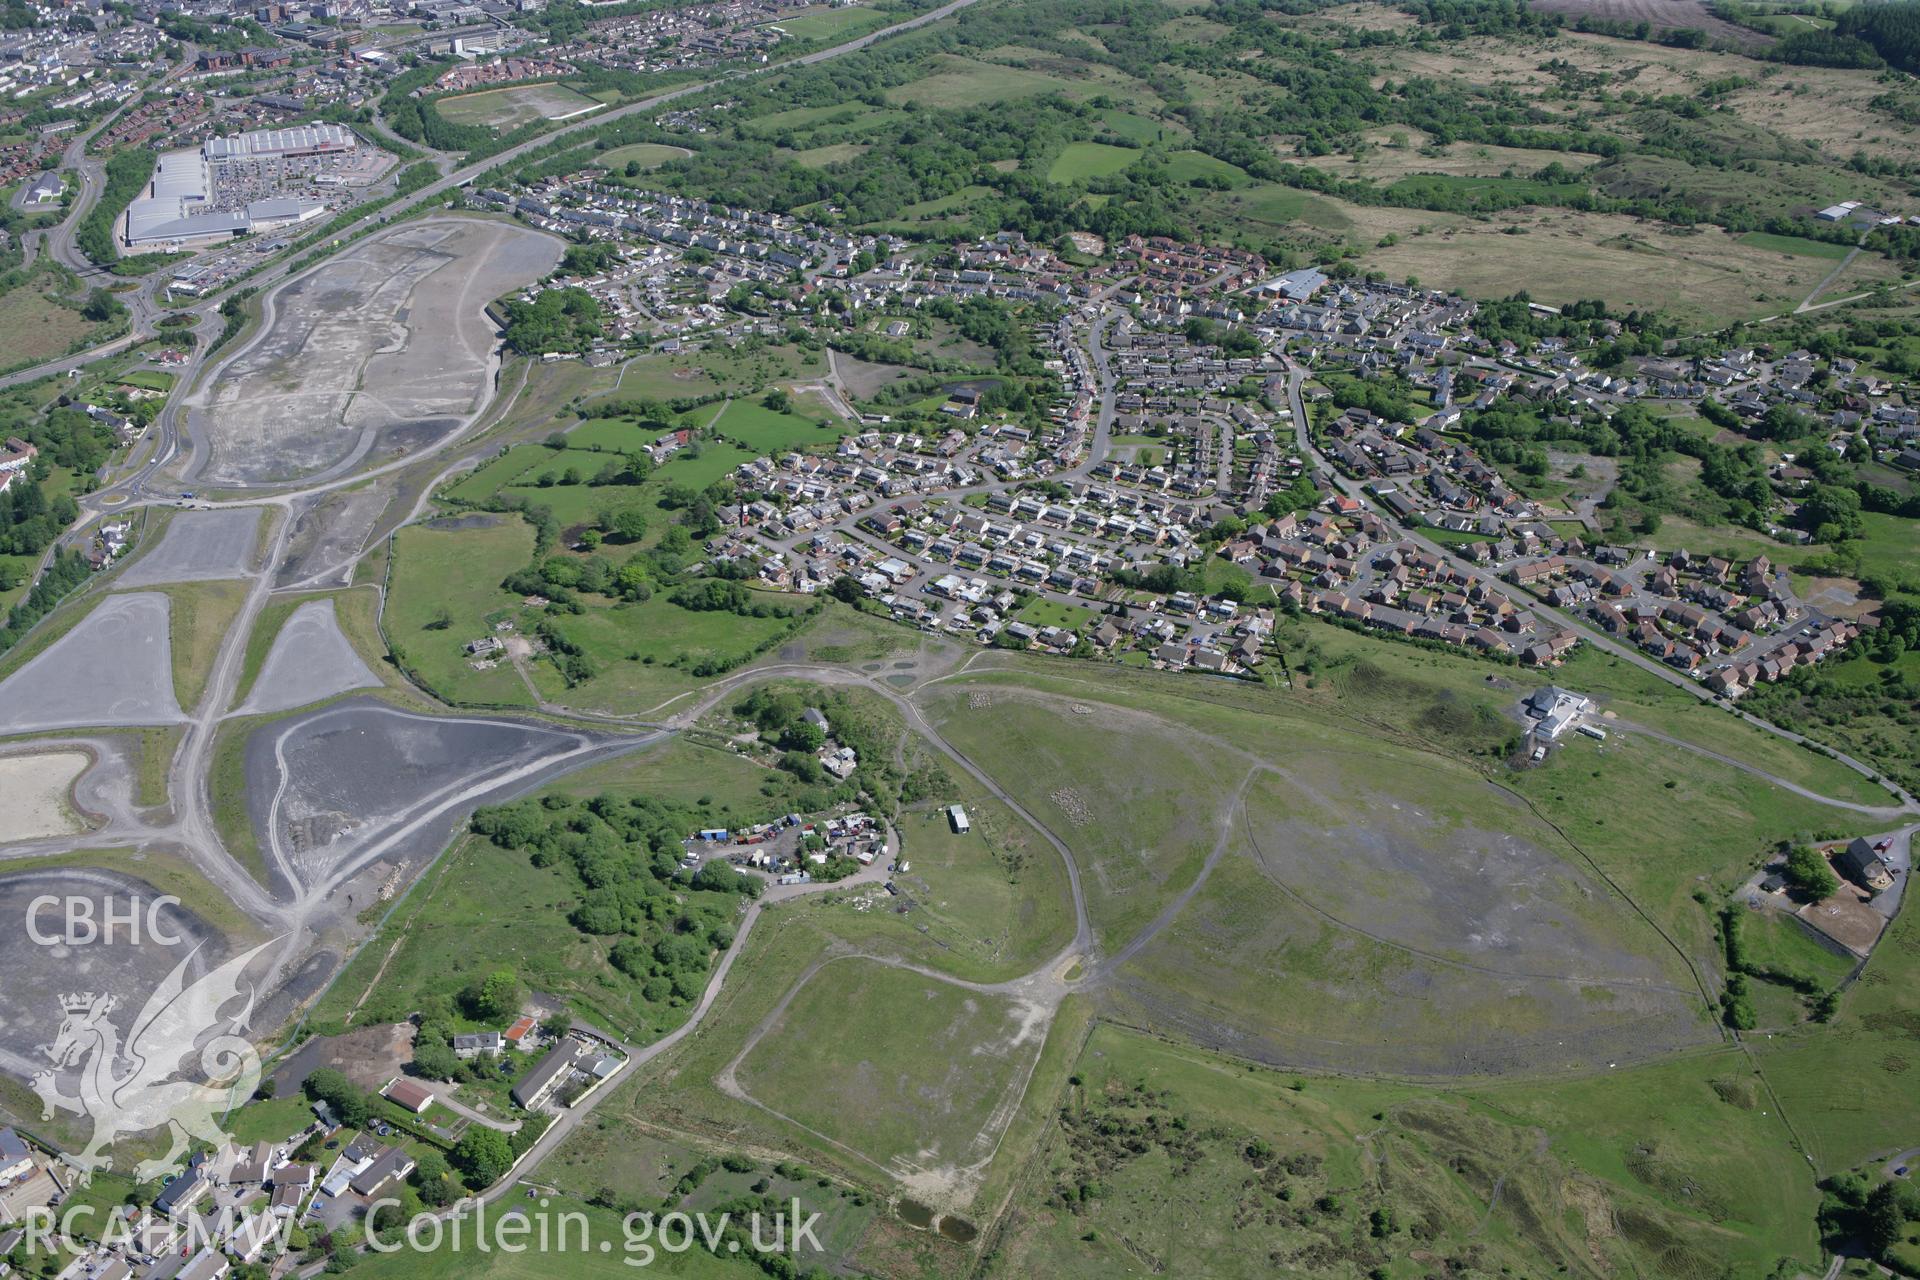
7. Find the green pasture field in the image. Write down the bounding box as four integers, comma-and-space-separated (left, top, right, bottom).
884, 57, 1072, 109
595, 142, 692, 174
921, 679, 1254, 949
1014, 595, 1098, 632
710, 398, 851, 451
1201, 181, 1356, 233
1740, 906, 1858, 990
155, 580, 247, 714
1754, 891, 1920, 1175
564, 417, 657, 452
115, 368, 175, 391
769, 4, 890, 41
454, 439, 757, 533
1046, 141, 1140, 183
1097, 107, 1177, 142
733, 956, 1048, 1185
385, 516, 537, 708
435, 82, 601, 131
549, 736, 814, 818
1739, 230, 1855, 259
789, 141, 868, 167
1161, 148, 1246, 185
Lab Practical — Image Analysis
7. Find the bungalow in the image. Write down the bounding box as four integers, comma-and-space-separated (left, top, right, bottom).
514, 1039, 587, 1111
453, 1031, 504, 1058
348, 1146, 417, 1199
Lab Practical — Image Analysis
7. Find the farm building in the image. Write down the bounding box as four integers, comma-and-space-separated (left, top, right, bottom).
948, 804, 971, 834
382, 1078, 436, 1115
1835, 837, 1896, 893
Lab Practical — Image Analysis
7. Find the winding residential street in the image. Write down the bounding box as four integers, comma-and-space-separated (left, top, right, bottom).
1279, 363, 1916, 812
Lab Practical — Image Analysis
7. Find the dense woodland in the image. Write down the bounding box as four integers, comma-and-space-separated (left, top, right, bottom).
468, 793, 756, 1018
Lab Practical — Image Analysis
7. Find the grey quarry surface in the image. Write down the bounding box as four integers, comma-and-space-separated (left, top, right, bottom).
0, 593, 184, 734
117, 507, 263, 587
276, 488, 390, 589
0, 867, 225, 1084
240, 599, 380, 715
241, 696, 626, 902
184, 219, 562, 489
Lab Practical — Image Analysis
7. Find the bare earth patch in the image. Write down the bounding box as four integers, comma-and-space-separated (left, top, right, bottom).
0, 751, 91, 841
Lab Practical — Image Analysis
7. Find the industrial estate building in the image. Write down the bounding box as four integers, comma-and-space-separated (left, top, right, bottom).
121, 124, 356, 247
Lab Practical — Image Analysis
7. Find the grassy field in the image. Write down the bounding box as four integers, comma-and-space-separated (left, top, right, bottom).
115, 368, 174, 392
1201, 181, 1360, 234
234, 593, 303, 706
157, 580, 247, 714
922, 680, 1253, 950
208, 719, 265, 884
385, 516, 537, 708
789, 141, 869, 167
458, 436, 755, 535
1359, 209, 1904, 327
1014, 595, 1099, 632
1759, 893, 1920, 1174
734, 957, 1049, 1194
1739, 230, 1855, 259
931, 646, 1876, 997
134, 725, 179, 809
550, 735, 814, 816
1299, 614, 1891, 808
564, 417, 656, 451
591, 343, 827, 404
595, 141, 691, 173
884, 57, 1072, 109
769, 4, 890, 40
1097, 107, 1175, 143
991, 1022, 1819, 1279
0, 551, 36, 614
1850, 511, 1920, 583
710, 397, 851, 450
1741, 906, 1858, 992
1633, 512, 1816, 566
1338, 130, 1599, 182
435, 82, 602, 130
1046, 141, 1140, 183
527, 593, 802, 714
0, 268, 103, 365
863, 789, 1080, 979
1162, 148, 1247, 186
222, 1094, 315, 1145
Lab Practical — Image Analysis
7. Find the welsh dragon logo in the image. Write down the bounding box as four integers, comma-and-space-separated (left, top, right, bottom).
31, 941, 278, 1185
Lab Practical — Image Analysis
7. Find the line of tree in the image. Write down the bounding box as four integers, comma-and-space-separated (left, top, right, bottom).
75, 149, 156, 269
